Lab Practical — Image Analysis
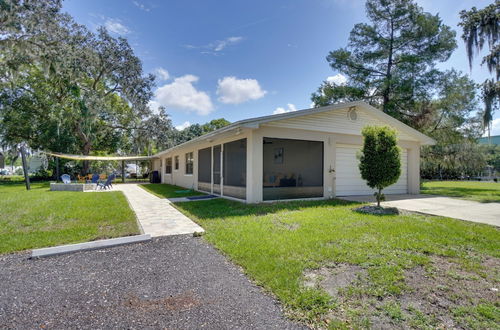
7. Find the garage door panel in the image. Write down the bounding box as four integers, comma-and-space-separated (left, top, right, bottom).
335, 144, 407, 196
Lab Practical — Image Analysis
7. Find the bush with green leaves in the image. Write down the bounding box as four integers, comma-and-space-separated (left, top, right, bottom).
359, 126, 401, 207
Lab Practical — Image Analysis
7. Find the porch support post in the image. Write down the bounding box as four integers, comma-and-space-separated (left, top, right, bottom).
210, 146, 214, 194
220, 144, 224, 197
247, 132, 263, 203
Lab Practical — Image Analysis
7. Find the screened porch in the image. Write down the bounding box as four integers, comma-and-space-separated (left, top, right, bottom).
197, 138, 247, 200
263, 137, 324, 200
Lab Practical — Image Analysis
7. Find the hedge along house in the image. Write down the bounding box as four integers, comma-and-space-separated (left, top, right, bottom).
153, 101, 435, 203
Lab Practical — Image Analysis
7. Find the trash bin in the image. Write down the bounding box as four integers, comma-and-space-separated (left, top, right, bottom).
150, 170, 161, 183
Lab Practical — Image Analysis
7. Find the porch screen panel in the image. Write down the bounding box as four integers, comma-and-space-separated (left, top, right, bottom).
263, 137, 323, 200
198, 147, 211, 192
223, 138, 246, 199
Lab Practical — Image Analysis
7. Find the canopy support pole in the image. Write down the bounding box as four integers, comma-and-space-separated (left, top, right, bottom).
122, 160, 125, 183
55, 157, 59, 182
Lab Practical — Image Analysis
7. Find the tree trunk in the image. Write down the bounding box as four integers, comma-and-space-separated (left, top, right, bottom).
377, 188, 382, 207
20, 146, 30, 191
81, 140, 91, 175
383, 19, 395, 114
122, 160, 125, 183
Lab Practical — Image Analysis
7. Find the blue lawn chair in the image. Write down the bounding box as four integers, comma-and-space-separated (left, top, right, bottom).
61, 174, 71, 184
97, 174, 116, 190
90, 173, 100, 184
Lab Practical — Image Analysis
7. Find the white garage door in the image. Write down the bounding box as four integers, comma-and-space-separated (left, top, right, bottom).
335, 144, 408, 196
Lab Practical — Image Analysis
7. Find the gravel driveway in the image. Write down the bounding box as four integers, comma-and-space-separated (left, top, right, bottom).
0, 235, 304, 329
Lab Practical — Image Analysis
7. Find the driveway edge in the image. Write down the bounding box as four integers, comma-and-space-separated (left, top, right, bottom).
31, 234, 151, 258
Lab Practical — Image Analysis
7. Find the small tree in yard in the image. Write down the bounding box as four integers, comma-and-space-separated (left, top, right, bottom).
359, 126, 401, 207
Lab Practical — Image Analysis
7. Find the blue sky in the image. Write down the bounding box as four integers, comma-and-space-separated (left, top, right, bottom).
62, 0, 499, 134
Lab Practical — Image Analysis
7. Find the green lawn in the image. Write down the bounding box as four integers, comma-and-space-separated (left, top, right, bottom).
139, 183, 205, 198
0, 182, 140, 254
421, 180, 500, 203
175, 198, 500, 329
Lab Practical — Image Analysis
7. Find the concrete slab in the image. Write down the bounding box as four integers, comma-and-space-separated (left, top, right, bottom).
340, 194, 500, 227
50, 183, 96, 191
32, 234, 151, 258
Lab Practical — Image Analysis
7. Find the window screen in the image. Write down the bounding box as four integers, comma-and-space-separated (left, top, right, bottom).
223, 139, 246, 199
165, 157, 172, 174
174, 156, 179, 170
263, 137, 323, 200
185, 152, 193, 174
198, 148, 211, 183
213, 145, 221, 194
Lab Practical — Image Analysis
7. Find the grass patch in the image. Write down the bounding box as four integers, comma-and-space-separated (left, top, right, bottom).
421, 180, 500, 203
0, 182, 140, 254
139, 183, 205, 198
174, 198, 500, 328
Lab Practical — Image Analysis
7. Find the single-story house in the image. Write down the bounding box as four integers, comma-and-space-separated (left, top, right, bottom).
152, 101, 435, 203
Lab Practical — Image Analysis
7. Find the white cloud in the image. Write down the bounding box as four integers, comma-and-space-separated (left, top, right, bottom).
152, 75, 214, 115
485, 118, 500, 137
217, 76, 266, 104
213, 36, 243, 51
326, 73, 347, 85
154, 67, 169, 81
132, 0, 150, 11
185, 36, 243, 55
148, 100, 161, 113
104, 18, 130, 35
273, 103, 297, 115
175, 121, 191, 131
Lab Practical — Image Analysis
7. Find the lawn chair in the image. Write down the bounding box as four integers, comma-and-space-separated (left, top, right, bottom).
97, 174, 116, 190
90, 173, 100, 184
61, 174, 71, 184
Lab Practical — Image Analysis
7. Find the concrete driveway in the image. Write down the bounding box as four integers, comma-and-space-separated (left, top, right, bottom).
340, 194, 500, 227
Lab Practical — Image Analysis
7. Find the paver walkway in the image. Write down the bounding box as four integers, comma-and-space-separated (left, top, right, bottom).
341, 194, 500, 227
115, 184, 204, 237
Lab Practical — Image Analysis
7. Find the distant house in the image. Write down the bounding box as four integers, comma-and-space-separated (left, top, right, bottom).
478, 135, 500, 145
152, 101, 435, 203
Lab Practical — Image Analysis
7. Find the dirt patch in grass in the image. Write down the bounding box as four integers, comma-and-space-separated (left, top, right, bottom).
303, 264, 367, 297
317, 256, 500, 328
354, 205, 399, 215
271, 211, 301, 231
400, 255, 499, 328
125, 291, 201, 312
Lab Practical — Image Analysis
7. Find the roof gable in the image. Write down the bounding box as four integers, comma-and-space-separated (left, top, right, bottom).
155, 101, 434, 157
263, 104, 420, 142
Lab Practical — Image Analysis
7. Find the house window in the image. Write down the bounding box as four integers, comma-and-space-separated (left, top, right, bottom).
174, 156, 179, 170
185, 152, 194, 175
165, 157, 172, 174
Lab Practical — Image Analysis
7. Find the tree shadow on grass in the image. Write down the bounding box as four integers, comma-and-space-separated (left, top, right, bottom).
421, 187, 500, 203
174, 198, 361, 220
